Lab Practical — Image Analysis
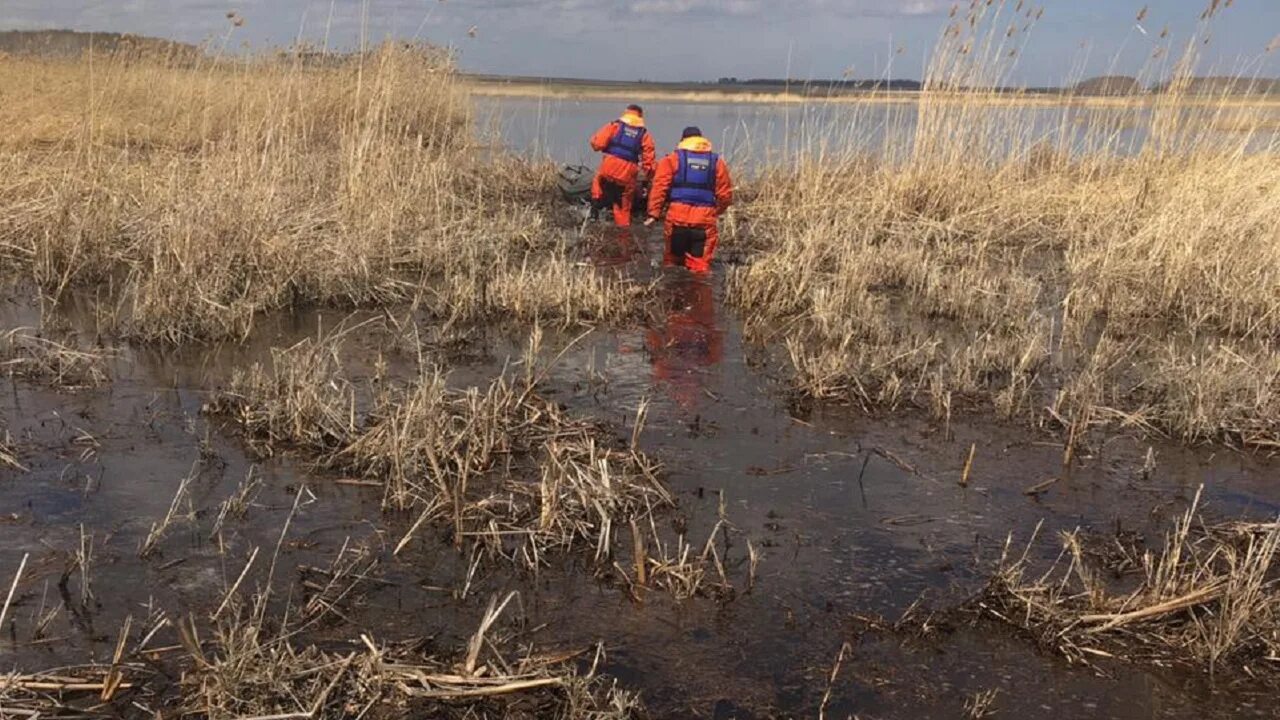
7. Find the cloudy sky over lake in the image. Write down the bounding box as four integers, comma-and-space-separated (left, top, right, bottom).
2, 1, 1278, 82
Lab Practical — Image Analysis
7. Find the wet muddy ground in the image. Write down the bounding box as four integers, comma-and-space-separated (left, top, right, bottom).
2, 226, 1279, 719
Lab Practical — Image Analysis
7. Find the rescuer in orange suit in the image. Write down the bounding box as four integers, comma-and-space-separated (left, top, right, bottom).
645, 274, 723, 411
589, 104, 656, 227
645, 127, 733, 274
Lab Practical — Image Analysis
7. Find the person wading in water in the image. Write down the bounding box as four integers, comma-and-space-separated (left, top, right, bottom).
589, 104, 657, 227
645, 127, 733, 273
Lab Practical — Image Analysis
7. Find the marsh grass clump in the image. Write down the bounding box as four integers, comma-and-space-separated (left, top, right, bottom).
206, 329, 672, 570
973, 488, 1280, 679
731, 1, 1280, 446
0, 45, 641, 342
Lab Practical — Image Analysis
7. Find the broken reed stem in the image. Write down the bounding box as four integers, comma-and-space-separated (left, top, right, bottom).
0, 552, 30, 634
77, 523, 93, 606
139, 467, 195, 558
630, 519, 648, 588
101, 614, 132, 701
959, 442, 976, 488
213, 547, 260, 620
630, 398, 649, 453
818, 642, 851, 720
466, 592, 518, 676
258, 485, 307, 626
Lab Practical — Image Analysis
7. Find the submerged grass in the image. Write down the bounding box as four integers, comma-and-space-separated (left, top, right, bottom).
0, 45, 641, 343
0, 327, 112, 387
731, 1, 1280, 447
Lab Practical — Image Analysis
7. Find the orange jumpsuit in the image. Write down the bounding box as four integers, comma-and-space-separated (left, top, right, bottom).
647, 136, 733, 274
590, 113, 657, 227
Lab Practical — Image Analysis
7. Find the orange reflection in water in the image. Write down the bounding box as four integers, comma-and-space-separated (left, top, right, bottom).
644, 273, 723, 412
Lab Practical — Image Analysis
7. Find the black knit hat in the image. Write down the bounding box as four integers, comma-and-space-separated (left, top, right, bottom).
682, 126, 703, 139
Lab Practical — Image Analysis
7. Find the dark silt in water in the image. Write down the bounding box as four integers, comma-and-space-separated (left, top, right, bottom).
2, 228, 1279, 719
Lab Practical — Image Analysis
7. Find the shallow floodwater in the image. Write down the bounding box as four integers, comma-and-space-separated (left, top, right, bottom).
3, 226, 1279, 718
476, 94, 1280, 168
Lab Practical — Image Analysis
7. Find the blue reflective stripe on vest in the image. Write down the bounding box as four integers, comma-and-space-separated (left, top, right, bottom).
669, 149, 718, 208
604, 123, 645, 163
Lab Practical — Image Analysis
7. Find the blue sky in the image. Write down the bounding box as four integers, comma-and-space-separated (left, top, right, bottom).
2, 1, 1278, 83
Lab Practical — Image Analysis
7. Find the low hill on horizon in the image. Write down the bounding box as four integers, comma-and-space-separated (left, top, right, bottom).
1073, 75, 1144, 96
0, 29, 198, 59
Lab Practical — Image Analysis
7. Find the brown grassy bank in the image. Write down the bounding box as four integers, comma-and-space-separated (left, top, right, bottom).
730, 2, 1280, 448
0, 46, 639, 342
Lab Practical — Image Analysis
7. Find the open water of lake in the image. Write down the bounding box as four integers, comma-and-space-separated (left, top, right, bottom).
477, 94, 1280, 169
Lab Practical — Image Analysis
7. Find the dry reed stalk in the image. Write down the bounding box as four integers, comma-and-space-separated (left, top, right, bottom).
75, 524, 93, 606
959, 443, 976, 488
0, 552, 29, 634
209, 466, 264, 540
138, 465, 196, 558
817, 642, 851, 720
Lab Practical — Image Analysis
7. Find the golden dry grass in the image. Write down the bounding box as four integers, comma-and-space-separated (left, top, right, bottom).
730, 1, 1280, 447
0, 46, 640, 342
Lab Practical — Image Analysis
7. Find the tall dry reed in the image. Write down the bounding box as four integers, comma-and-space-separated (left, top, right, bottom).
0, 44, 638, 342
731, 0, 1280, 446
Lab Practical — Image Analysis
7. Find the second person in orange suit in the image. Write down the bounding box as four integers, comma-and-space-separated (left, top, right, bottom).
645, 127, 733, 274
589, 104, 656, 227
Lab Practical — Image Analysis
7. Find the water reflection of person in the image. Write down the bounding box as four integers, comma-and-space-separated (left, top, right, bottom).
645, 273, 723, 411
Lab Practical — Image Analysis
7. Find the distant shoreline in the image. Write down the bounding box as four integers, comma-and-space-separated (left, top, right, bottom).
466, 75, 1280, 108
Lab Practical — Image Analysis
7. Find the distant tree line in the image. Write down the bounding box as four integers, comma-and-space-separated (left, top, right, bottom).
1072, 75, 1280, 96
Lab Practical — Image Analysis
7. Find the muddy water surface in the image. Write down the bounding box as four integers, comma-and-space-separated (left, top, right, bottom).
2, 230, 1279, 718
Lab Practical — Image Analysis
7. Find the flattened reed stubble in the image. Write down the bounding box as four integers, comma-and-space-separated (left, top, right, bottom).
0, 44, 641, 342
0, 551, 642, 719
731, 1, 1280, 446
